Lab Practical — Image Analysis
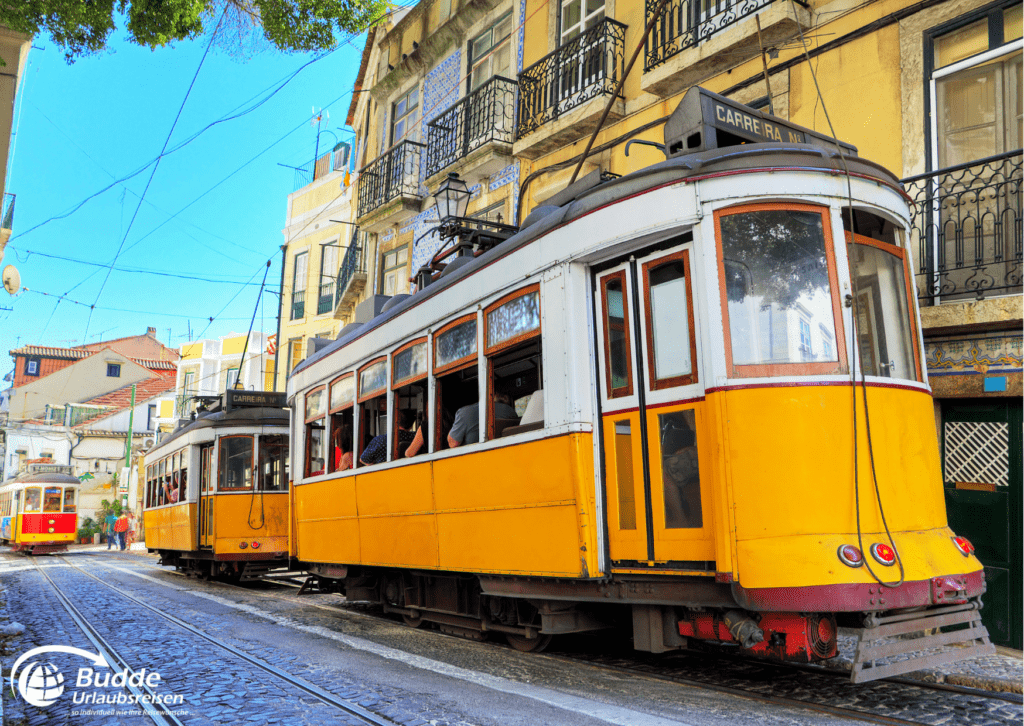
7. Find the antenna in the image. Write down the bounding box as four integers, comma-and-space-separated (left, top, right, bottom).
2, 264, 20, 295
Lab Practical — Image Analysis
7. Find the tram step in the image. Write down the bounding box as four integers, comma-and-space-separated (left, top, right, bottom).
849, 602, 994, 683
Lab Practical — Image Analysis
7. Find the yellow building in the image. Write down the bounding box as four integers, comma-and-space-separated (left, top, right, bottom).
176, 332, 275, 416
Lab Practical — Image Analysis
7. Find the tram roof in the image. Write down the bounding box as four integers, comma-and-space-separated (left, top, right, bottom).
6, 473, 81, 486
293, 142, 902, 381
151, 406, 290, 454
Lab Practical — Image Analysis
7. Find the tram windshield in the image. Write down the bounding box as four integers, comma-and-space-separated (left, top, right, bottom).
220, 436, 253, 489
259, 435, 289, 491
43, 487, 62, 512
24, 487, 41, 513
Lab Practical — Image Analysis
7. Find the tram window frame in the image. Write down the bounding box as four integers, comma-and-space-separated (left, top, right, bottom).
714, 203, 848, 378
63, 488, 76, 513
357, 357, 389, 467
391, 337, 429, 459
304, 386, 327, 477
328, 374, 355, 473
845, 230, 923, 382
219, 435, 255, 490
599, 270, 634, 399
171, 452, 181, 504
158, 460, 166, 506
180, 452, 188, 501
259, 435, 289, 491
484, 285, 543, 439
641, 249, 699, 390
433, 314, 480, 451
200, 444, 213, 493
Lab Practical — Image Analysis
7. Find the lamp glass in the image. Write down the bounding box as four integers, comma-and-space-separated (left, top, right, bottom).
435, 173, 470, 220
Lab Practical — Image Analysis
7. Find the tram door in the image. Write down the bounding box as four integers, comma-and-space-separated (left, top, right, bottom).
198, 444, 214, 547
594, 240, 715, 567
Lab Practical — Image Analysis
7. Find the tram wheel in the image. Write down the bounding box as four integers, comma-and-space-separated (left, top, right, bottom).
505, 633, 552, 652
402, 612, 426, 628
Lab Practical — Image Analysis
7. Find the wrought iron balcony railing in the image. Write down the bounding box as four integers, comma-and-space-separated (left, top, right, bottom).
645, 0, 773, 71
516, 18, 627, 139
336, 237, 366, 303
903, 149, 1022, 305
291, 290, 306, 320
293, 147, 352, 191
317, 280, 335, 315
357, 140, 426, 218
426, 77, 518, 178
1, 193, 15, 230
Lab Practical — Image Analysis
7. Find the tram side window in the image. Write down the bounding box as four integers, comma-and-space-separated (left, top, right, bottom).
220, 436, 254, 490
180, 453, 188, 501
43, 487, 61, 513
304, 387, 326, 477
169, 453, 181, 504
642, 251, 698, 389
485, 287, 543, 438
392, 339, 428, 459
328, 375, 355, 473
24, 487, 41, 513
717, 205, 844, 377
434, 316, 478, 450
158, 460, 166, 506
357, 358, 388, 466
600, 271, 633, 398
658, 409, 703, 529
200, 445, 213, 493
63, 488, 76, 513
259, 435, 289, 491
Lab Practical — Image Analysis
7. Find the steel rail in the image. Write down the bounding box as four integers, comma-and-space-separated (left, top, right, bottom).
57, 556, 398, 726
31, 560, 187, 726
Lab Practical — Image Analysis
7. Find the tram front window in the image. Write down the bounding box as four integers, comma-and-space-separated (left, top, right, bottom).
719, 207, 842, 375
43, 487, 61, 513
24, 488, 40, 513
63, 488, 76, 513
220, 436, 254, 489
259, 435, 289, 491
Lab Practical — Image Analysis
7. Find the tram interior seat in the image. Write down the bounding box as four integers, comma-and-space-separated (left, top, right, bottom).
502, 390, 544, 437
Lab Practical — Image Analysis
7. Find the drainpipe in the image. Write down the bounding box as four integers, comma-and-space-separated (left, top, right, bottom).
273, 244, 287, 392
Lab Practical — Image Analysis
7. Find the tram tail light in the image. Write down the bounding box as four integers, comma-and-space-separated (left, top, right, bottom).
869, 543, 896, 566
837, 545, 863, 568
250, 541, 260, 549
952, 536, 975, 557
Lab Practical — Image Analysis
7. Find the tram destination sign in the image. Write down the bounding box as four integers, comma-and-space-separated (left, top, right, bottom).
224, 389, 286, 411
664, 87, 858, 157
27, 463, 74, 475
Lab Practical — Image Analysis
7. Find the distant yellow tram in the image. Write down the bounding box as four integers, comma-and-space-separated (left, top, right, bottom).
286, 88, 991, 681
144, 390, 290, 580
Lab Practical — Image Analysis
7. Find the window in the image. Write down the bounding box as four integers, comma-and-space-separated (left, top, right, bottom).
471, 201, 507, 224
376, 45, 390, 84
24, 487, 40, 513
319, 243, 339, 315
658, 409, 702, 529
931, 2, 1022, 168
485, 286, 543, 439
328, 374, 355, 473
392, 86, 419, 144
821, 325, 835, 360
157, 460, 166, 505
600, 271, 633, 398
716, 204, 845, 378
304, 387, 326, 477
220, 436, 254, 490
380, 245, 410, 297
63, 488, 76, 513
106, 363, 121, 377
25, 358, 39, 376
357, 358, 388, 466
292, 251, 308, 320
642, 250, 698, 389
200, 445, 213, 493
468, 12, 513, 91
560, 0, 605, 44
180, 451, 188, 499
392, 339, 428, 459
799, 319, 813, 361
147, 404, 157, 431
287, 338, 303, 379
259, 435, 289, 491
43, 487, 62, 513
434, 315, 480, 450
171, 452, 180, 503
225, 367, 240, 390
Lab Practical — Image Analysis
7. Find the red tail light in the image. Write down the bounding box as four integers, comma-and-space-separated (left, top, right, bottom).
952, 536, 974, 556
251, 541, 260, 549
870, 542, 896, 566
837, 545, 864, 568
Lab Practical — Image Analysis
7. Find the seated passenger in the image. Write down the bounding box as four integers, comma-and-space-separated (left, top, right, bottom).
447, 392, 517, 448
360, 411, 415, 466
167, 480, 180, 504
334, 427, 354, 471
404, 412, 427, 458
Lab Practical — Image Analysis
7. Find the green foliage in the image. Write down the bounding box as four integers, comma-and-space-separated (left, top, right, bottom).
0, 0, 390, 63
77, 516, 99, 540
98, 498, 123, 520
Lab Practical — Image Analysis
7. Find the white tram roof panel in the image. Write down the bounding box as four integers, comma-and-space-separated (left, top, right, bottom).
292, 141, 903, 385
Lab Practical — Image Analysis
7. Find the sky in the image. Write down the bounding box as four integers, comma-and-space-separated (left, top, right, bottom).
0, 16, 372, 374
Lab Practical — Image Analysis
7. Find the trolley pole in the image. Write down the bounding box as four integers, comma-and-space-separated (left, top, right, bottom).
123, 383, 136, 471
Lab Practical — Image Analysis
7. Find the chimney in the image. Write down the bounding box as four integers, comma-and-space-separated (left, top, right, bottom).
147, 327, 157, 338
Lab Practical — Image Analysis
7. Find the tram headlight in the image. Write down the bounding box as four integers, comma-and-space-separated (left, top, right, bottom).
952, 535, 975, 557
239, 542, 248, 549
837, 544, 863, 568
869, 542, 897, 566
47, 527, 54, 533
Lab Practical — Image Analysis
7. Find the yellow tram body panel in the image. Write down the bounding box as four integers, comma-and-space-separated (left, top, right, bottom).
714, 384, 983, 589
144, 503, 197, 551
210, 492, 289, 556
295, 433, 598, 577
16, 528, 76, 544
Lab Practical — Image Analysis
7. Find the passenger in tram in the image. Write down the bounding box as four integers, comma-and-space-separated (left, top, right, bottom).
359, 411, 415, 466
334, 426, 354, 471
447, 391, 518, 448
23, 488, 40, 512
404, 412, 426, 458
165, 477, 180, 504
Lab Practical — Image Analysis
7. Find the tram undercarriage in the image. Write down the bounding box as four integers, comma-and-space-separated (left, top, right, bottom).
157, 549, 289, 582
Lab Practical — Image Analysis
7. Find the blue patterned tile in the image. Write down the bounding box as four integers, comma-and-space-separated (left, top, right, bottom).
517, 0, 526, 72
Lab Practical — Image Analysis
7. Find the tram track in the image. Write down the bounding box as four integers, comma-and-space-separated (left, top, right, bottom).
76, 552, 1021, 726
35, 555, 401, 726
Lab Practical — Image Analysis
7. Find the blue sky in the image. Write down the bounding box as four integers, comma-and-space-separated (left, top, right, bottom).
0, 21, 368, 372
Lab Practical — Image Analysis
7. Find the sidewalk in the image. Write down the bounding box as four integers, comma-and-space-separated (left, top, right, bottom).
67, 541, 155, 556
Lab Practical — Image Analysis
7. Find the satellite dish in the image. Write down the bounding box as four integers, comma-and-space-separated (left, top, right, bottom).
2, 265, 19, 295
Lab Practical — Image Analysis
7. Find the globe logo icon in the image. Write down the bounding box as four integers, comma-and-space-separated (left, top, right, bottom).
18, 661, 64, 707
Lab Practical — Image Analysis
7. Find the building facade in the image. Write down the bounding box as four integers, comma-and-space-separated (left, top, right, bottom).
177, 331, 276, 416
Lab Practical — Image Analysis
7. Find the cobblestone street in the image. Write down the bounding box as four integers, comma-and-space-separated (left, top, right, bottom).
0, 550, 1020, 726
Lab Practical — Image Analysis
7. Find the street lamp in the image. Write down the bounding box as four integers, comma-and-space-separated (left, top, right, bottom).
433, 173, 471, 222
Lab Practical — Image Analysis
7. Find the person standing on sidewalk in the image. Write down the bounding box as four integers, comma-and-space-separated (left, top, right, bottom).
125, 511, 137, 550
114, 512, 129, 551
104, 511, 118, 550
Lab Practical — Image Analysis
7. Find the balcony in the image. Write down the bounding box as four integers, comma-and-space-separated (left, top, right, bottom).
317, 279, 335, 315
333, 239, 368, 320
514, 18, 627, 159
904, 150, 1022, 305
425, 77, 517, 184
291, 290, 306, 320
356, 140, 426, 227
293, 147, 351, 192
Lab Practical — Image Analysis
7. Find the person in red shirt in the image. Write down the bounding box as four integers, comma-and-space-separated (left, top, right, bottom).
114, 513, 129, 551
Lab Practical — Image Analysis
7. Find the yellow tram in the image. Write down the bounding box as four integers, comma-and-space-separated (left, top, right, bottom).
0, 463, 79, 554
143, 390, 290, 580
286, 89, 990, 681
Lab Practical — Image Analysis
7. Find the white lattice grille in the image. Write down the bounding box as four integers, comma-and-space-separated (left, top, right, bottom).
944, 421, 1010, 487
